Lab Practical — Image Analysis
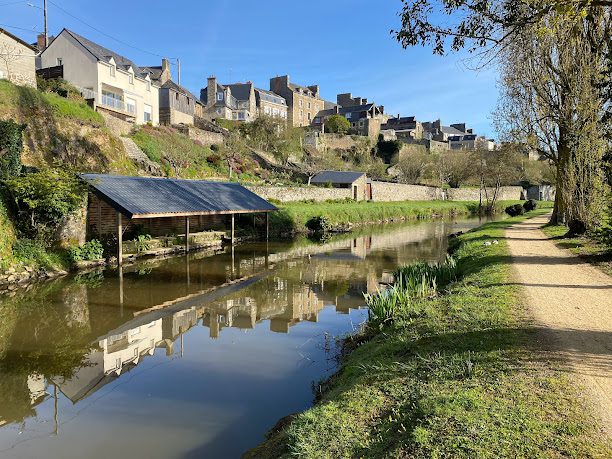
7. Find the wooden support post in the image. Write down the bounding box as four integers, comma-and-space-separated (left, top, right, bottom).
185, 216, 190, 253
97, 197, 102, 237
231, 214, 235, 245
117, 211, 123, 266
265, 212, 269, 241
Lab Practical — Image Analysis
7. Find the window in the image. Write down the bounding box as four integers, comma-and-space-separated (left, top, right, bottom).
345, 112, 352, 119
176, 93, 180, 101
300, 110, 303, 119
126, 97, 136, 114
56, 58, 63, 66
110, 65, 115, 77
307, 112, 311, 121
238, 112, 245, 120
308, 102, 311, 109
217, 92, 224, 101
232, 112, 238, 120
144, 104, 152, 122
299, 99, 303, 108
128, 74, 134, 84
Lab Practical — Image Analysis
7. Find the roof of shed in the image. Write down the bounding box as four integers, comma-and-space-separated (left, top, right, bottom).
81, 174, 277, 218
310, 171, 366, 185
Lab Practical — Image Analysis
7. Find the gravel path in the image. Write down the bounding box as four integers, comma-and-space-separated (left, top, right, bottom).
506, 214, 612, 437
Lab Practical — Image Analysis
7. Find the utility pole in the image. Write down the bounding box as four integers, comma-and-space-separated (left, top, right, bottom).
43, 0, 48, 47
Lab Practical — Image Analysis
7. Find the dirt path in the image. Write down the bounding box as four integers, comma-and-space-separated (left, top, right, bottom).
506, 214, 612, 437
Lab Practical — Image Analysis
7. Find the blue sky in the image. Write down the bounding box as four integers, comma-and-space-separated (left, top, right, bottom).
2, 0, 499, 137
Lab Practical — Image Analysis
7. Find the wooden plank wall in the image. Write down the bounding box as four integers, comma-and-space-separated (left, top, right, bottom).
87, 194, 228, 238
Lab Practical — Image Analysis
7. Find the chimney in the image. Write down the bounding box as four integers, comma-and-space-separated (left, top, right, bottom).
160, 58, 172, 84
363, 98, 368, 104
207, 76, 217, 107
37, 34, 46, 52
307, 84, 320, 98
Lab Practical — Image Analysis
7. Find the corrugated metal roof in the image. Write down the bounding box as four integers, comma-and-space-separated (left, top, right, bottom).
310, 171, 365, 185
81, 174, 277, 218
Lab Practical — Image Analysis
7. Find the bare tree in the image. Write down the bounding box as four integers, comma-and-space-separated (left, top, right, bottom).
0, 41, 23, 82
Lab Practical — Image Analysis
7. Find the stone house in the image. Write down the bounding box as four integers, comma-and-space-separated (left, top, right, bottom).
141, 58, 203, 125
381, 116, 424, 141
312, 93, 386, 138
201, 77, 287, 122
310, 170, 371, 201
0, 28, 37, 87
39, 28, 160, 125
270, 75, 325, 127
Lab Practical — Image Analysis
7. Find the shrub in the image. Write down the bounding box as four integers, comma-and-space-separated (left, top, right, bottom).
325, 115, 351, 134
0, 119, 25, 179
68, 239, 104, 262
305, 216, 332, 233
4, 169, 86, 243
135, 234, 152, 254
505, 203, 525, 217
523, 199, 537, 211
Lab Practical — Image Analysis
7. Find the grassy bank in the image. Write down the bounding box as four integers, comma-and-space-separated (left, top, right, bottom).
541, 223, 612, 276
246, 209, 609, 458
269, 200, 547, 235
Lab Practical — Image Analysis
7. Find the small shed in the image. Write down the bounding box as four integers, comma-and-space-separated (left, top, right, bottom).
310, 170, 371, 201
81, 174, 277, 264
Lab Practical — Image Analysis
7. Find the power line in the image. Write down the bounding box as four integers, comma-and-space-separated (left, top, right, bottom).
47, 0, 176, 61
0, 1, 27, 7
0, 22, 41, 33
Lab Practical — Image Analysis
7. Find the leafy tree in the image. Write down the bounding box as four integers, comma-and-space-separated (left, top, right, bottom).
324, 115, 350, 134
0, 120, 25, 180
376, 137, 403, 163
4, 168, 86, 242
433, 151, 474, 188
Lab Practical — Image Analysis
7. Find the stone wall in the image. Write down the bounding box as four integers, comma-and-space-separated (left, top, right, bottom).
370, 182, 444, 201
246, 185, 351, 202
99, 110, 134, 136
446, 186, 523, 201
186, 126, 225, 146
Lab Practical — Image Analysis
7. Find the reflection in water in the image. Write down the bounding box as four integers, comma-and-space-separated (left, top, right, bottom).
0, 218, 486, 458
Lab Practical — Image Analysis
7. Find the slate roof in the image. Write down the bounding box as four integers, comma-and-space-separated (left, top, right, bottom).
339, 104, 374, 115
81, 174, 277, 218
227, 83, 252, 101
255, 88, 287, 105
310, 171, 366, 185
160, 79, 199, 101
440, 125, 466, 136
59, 29, 150, 79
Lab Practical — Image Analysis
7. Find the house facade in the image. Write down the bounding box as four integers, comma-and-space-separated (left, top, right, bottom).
312, 93, 386, 137
142, 58, 202, 125
310, 170, 371, 201
0, 28, 37, 88
39, 29, 160, 125
270, 75, 324, 127
381, 116, 424, 140
201, 77, 287, 122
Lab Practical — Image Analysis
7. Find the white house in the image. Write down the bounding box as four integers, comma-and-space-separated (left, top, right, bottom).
39, 29, 159, 125
0, 28, 37, 87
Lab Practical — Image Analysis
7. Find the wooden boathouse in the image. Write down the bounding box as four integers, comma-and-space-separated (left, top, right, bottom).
81, 174, 277, 265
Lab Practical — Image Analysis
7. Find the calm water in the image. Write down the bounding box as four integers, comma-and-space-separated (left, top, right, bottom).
0, 217, 486, 459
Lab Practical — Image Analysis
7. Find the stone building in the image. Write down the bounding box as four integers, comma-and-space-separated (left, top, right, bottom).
312, 92, 386, 137
0, 28, 37, 88
270, 75, 325, 127
201, 77, 287, 122
381, 116, 424, 140
141, 58, 202, 125
310, 170, 371, 201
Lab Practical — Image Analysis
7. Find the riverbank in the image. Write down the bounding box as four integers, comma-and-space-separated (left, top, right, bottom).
269, 199, 527, 236
245, 209, 609, 458
541, 223, 612, 276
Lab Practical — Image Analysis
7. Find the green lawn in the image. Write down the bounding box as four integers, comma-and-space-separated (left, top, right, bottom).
270, 200, 553, 235
246, 208, 609, 458
541, 223, 612, 276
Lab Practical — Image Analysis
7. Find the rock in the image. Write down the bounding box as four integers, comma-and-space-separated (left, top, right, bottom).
7, 274, 17, 282
7, 267, 16, 274
523, 199, 537, 212
567, 219, 587, 236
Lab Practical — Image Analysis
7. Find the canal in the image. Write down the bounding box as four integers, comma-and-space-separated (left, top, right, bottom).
0, 217, 486, 458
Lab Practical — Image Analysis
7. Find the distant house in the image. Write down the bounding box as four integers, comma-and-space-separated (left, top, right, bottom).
0, 28, 37, 87
39, 28, 160, 125
201, 77, 287, 122
270, 75, 325, 127
313, 93, 386, 137
381, 116, 424, 140
142, 59, 203, 125
310, 170, 371, 201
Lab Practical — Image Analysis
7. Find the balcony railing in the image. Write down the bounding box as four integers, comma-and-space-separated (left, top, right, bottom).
101, 94, 126, 112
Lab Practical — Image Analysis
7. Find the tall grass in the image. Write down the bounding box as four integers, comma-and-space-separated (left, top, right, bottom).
366, 256, 458, 327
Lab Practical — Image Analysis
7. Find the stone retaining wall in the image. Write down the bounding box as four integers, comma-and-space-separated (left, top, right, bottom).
246, 186, 351, 202
247, 183, 524, 203
370, 181, 444, 201
446, 186, 523, 201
